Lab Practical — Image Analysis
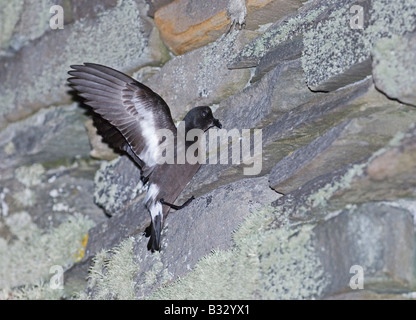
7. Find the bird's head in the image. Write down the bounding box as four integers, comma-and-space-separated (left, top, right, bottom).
184, 106, 222, 132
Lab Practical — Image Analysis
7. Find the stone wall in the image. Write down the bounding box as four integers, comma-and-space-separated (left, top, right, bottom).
0, 0, 416, 300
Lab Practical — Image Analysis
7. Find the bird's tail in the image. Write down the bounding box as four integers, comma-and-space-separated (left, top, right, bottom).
147, 213, 162, 252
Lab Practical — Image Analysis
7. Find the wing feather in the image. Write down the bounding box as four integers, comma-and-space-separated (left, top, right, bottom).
68, 63, 177, 177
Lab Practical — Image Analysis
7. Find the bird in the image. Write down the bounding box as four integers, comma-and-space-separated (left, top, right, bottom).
67, 63, 222, 252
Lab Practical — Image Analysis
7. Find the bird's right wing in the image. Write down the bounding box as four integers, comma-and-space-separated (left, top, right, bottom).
68, 63, 177, 178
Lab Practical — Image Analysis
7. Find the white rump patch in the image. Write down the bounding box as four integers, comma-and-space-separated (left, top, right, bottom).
134, 99, 159, 168
149, 201, 163, 223
145, 183, 162, 223
145, 183, 160, 204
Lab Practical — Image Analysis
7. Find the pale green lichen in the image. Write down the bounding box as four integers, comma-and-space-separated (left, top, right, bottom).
14, 163, 45, 187
365, 0, 416, 46
0, 0, 24, 52
94, 158, 119, 208
0, 188, 10, 217
1, 0, 158, 119
299, 124, 415, 215
130, 247, 175, 299
141, 251, 170, 289
386, 130, 408, 148
302, 0, 416, 88
4, 281, 65, 300
372, 35, 416, 105
302, 1, 366, 88
149, 206, 328, 300
258, 224, 327, 299
149, 250, 242, 300
195, 30, 251, 109
94, 158, 144, 214
145, 125, 414, 300
87, 237, 137, 300
12, 188, 37, 207
371, 36, 405, 95
0, 212, 94, 294
237, 2, 328, 63
303, 162, 365, 212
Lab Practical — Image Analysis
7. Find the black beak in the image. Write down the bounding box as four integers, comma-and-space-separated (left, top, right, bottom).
213, 118, 222, 129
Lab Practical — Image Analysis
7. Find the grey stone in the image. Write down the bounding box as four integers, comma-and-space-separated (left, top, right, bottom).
83, 58, 318, 222
0, 159, 105, 230
1, 0, 61, 56
244, 0, 308, 31
260, 78, 383, 175
3, 0, 416, 300
308, 59, 373, 93
84, 119, 119, 161
0, 0, 168, 129
31, 162, 106, 228
77, 176, 277, 299
144, 29, 254, 121
145, 0, 174, 17
372, 33, 416, 107
271, 160, 358, 223
313, 202, 416, 296
177, 59, 322, 199
232, 0, 416, 91
228, 0, 339, 69
93, 156, 144, 217
302, 0, 416, 91
0, 104, 91, 171
82, 199, 148, 262
269, 85, 416, 194
331, 124, 416, 206
269, 120, 350, 193
273, 123, 416, 223
251, 36, 304, 82
219, 58, 320, 130
0, 0, 120, 57
181, 72, 372, 201
66, 0, 119, 22
131, 175, 278, 298
0, 100, 105, 232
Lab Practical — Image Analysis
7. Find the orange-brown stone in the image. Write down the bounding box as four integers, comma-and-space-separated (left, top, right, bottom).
154, 0, 231, 55
246, 0, 307, 30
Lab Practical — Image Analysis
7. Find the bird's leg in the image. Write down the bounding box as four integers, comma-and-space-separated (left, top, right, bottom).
160, 196, 195, 210
141, 175, 149, 185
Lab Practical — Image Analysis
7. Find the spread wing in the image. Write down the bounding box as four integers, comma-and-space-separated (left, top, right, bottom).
68, 63, 177, 178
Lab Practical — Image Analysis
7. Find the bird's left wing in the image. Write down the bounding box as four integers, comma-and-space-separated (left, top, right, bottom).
68, 63, 177, 178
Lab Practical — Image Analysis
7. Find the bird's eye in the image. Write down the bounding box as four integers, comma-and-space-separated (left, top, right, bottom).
201, 111, 208, 118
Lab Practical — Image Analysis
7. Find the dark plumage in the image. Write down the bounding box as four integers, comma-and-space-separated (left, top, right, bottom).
68, 63, 222, 251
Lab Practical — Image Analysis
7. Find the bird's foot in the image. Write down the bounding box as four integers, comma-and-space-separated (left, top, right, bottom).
160, 196, 195, 210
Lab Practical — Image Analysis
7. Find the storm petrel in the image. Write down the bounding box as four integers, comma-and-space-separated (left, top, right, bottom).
68, 63, 222, 251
